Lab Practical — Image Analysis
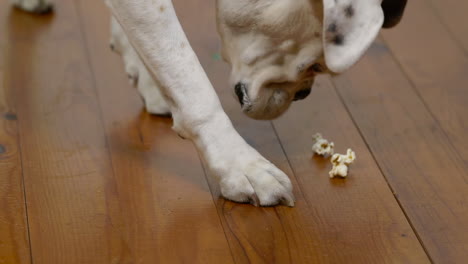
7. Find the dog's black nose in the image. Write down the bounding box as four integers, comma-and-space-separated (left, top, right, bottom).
293, 88, 311, 101
235, 82, 247, 106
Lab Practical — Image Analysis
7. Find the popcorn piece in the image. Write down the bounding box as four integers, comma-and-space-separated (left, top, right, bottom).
312, 133, 335, 157
329, 149, 356, 178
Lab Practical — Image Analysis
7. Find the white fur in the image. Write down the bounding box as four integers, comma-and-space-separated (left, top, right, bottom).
322, 0, 384, 72
217, 0, 384, 119
217, 0, 325, 119
16, 0, 386, 206
110, 17, 170, 115
106, 0, 295, 206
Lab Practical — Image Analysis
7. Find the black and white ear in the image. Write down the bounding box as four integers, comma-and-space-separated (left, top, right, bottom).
322, 0, 384, 73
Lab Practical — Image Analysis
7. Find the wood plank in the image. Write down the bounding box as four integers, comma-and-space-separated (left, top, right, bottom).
7, 2, 124, 263
80, 0, 325, 262
174, 0, 430, 262
75, 0, 235, 263
0, 4, 31, 263
332, 35, 468, 262
427, 0, 468, 52
381, 0, 468, 163
273, 76, 431, 263
371, 0, 468, 260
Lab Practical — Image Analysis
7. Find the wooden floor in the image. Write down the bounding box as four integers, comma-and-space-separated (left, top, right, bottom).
1, 0, 467, 263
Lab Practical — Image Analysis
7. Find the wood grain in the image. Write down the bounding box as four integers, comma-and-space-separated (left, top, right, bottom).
381, 0, 468, 165
75, 0, 235, 263
427, 0, 468, 53
273, 76, 431, 263
6, 0, 468, 262
0, 4, 31, 264
374, 0, 468, 260
333, 35, 468, 262
7, 2, 123, 263
174, 0, 430, 263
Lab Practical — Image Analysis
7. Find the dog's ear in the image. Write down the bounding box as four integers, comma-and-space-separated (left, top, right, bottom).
322, 0, 384, 73
381, 0, 407, 28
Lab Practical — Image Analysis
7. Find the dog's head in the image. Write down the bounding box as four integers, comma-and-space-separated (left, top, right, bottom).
216, 0, 406, 120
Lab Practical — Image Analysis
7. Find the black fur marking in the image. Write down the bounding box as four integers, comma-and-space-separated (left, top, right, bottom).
345, 5, 355, 18
326, 23, 344, 45
327, 23, 338, 33
332, 34, 345, 45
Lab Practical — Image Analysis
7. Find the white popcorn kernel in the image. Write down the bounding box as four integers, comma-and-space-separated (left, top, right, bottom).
312, 133, 335, 157
329, 149, 356, 178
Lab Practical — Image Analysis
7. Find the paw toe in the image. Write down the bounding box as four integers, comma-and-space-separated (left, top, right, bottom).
219, 160, 295, 207
220, 175, 255, 204
257, 190, 295, 207
248, 194, 260, 207
248, 163, 295, 207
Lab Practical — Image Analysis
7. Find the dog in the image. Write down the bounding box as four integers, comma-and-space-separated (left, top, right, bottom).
11, 0, 407, 206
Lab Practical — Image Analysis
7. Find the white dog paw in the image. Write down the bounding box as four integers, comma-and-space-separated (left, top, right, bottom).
192, 119, 295, 207
217, 156, 294, 207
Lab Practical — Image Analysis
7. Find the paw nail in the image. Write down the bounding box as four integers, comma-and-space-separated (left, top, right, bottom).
249, 195, 260, 207
280, 196, 295, 207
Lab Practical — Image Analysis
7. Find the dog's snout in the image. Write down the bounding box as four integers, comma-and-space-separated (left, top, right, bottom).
234, 82, 247, 107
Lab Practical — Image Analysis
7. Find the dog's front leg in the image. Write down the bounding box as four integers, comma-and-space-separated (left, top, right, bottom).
107, 0, 294, 206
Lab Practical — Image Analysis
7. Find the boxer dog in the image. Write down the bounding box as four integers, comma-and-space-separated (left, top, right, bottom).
11, 0, 407, 206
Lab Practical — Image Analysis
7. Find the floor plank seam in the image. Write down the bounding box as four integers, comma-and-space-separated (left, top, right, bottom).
4, 29, 35, 264
379, 35, 468, 178
330, 78, 435, 264
195, 150, 238, 264
18, 131, 34, 264
268, 122, 315, 213
76, 1, 240, 262
71, 3, 132, 258
72, 0, 120, 190
425, 0, 468, 56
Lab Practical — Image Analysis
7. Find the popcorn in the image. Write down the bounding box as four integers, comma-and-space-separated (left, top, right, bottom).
311, 133, 335, 157
329, 149, 356, 178
311, 133, 357, 178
